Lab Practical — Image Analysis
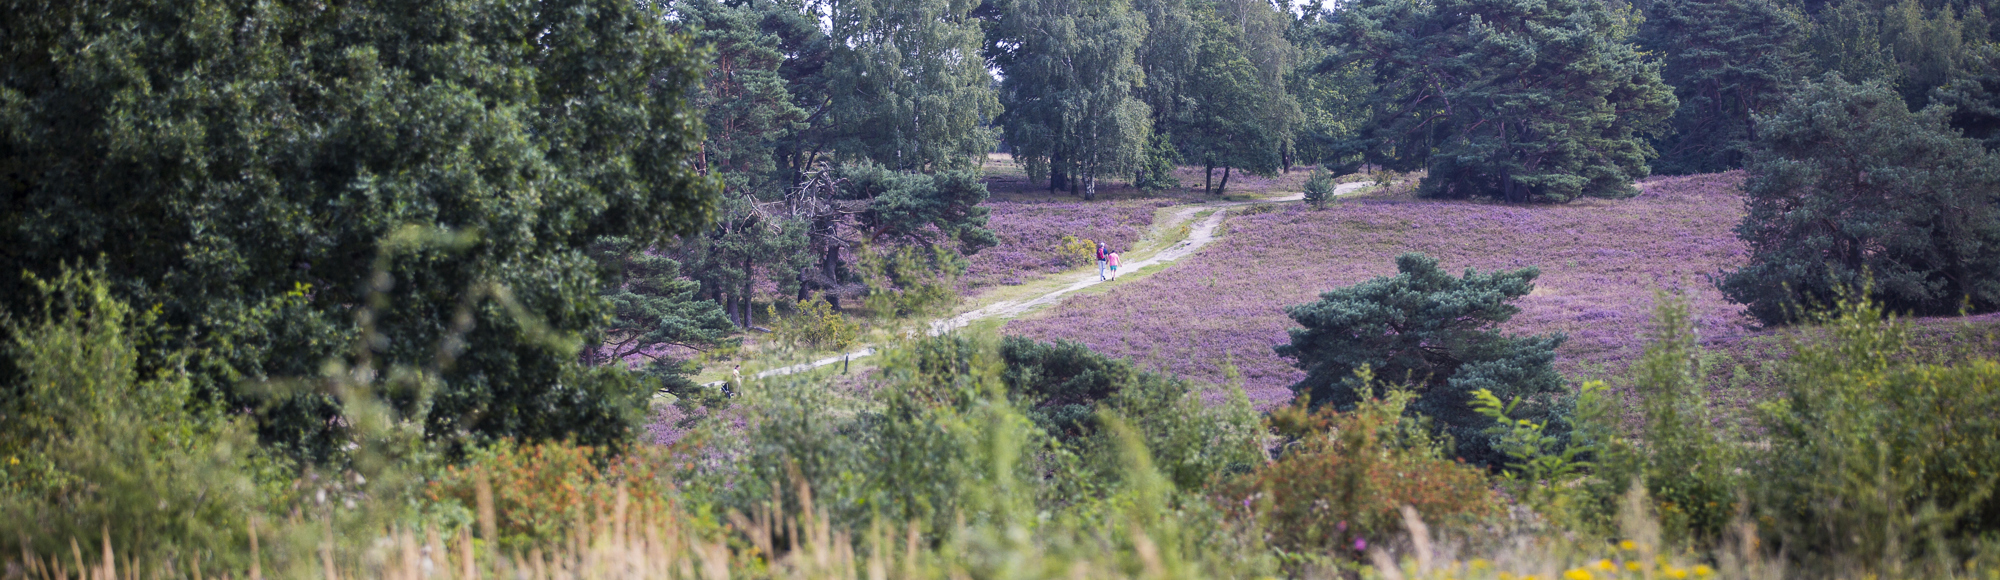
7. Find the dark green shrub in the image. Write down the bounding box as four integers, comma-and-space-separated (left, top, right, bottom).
1276, 253, 1569, 467
1721, 75, 2000, 324
1000, 337, 1263, 491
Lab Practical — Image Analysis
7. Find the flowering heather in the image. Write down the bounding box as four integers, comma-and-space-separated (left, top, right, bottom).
961, 198, 1180, 294
1006, 172, 1757, 405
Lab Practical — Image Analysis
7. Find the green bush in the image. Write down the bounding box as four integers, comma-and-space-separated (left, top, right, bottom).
1222, 379, 1500, 570
1756, 294, 2000, 574
0, 269, 271, 568
999, 336, 1264, 491
769, 294, 860, 352
1302, 167, 1337, 208
1276, 253, 1569, 467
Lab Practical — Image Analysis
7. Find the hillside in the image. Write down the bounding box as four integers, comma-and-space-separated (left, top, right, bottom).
1005, 172, 1756, 404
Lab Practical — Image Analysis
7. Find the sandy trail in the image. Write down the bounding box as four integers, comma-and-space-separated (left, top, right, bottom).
720, 181, 1368, 384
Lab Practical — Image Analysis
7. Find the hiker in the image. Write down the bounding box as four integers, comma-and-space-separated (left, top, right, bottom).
1096, 241, 1109, 280
1108, 249, 1121, 279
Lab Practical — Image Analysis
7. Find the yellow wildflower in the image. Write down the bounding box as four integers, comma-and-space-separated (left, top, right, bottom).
1626, 561, 1643, 572
1597, 559, 1616, 571
1619, 540, 1637, 551
1694, 565, 1714, 577
1666, 568, 1688, 579
1564, 568, 1593, 580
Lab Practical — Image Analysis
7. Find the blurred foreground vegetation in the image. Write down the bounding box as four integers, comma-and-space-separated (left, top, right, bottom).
4, 268, 1999, 580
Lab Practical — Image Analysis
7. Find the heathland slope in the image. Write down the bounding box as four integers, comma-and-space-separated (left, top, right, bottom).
1006, 172, 1755, 404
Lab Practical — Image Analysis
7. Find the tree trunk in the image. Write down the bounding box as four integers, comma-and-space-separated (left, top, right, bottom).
1083, 171, 1097, 201
821, 244, 844, 310
725, 293, 742, 327
740, 257, 755, 326
1217, 166, 1232, 195
1204, 163, 1214, 194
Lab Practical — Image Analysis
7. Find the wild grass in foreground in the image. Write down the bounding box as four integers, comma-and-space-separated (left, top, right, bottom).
8, 267, 2000, 580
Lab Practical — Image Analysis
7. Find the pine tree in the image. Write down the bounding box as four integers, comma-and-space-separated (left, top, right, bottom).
1275, 253, 1568, 467
1637, 0, 1804, 174
1720, 75, 2000, 323
1322, 0, 1678, 202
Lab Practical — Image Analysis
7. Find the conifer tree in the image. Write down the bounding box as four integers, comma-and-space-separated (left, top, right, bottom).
1277, 254, 1567, 468
1721, 75, 2000, 323
1637, 0, 1804, 174
1322, 0, 1678, 202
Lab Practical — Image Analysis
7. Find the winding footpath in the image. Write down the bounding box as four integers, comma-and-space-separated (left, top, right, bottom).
715, 181, 1370, 385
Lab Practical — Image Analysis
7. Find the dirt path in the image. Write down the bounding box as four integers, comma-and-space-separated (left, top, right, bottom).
721, 181, 1367, 384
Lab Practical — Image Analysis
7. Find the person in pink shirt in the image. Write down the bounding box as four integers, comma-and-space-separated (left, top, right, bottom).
1107, 249, 1121, 279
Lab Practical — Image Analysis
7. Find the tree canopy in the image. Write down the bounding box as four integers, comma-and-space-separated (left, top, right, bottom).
1720, 75, 2000, 323
1322, 0, 1678, 202
0, 0, 718, 459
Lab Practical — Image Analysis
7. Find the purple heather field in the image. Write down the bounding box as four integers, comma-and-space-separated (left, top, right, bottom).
960, 198, 1180, 295
1005, 172, 1758, 406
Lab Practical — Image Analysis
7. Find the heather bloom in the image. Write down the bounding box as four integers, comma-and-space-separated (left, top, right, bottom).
1006, 172, 1758, 406
961, 199, 1178, 294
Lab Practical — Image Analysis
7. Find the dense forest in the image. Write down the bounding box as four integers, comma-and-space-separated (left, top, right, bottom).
4, 0, 2000, 578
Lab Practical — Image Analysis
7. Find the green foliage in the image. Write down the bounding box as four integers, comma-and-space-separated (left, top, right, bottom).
1145, 0, 1302, 194
1321, 0, 1678, 202
0, 0, 719, 459
990, 0, 1153, 199
1470, 382, 1604, 523
1222, 380, 1500, 569
1756, 294, 2000, 573
709, 334, 1040, 537
1636, 0, 1805, 174
840, 163, 999, 254
1800, 0, 1987, 107
859, 246, 961, 322
584, 237, 735, 372
998, 337, 1264, 491
768, 294, 860, 352
1626, 293, 1742, 545
816, 0, 1000, 171
1721, 75, 2000, 324
0, 269, 269, 566
671, 0, 810, 177
1302, 167, 1337, 208
1276, 253, 1568, 467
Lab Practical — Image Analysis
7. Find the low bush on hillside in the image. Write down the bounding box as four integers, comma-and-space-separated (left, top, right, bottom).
1276, 253, 1570, 467
1221, 379, 1501, 570
426, 439, 676, 549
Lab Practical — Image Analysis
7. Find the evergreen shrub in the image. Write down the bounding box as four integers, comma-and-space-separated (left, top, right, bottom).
1276, 253, 1569, 466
